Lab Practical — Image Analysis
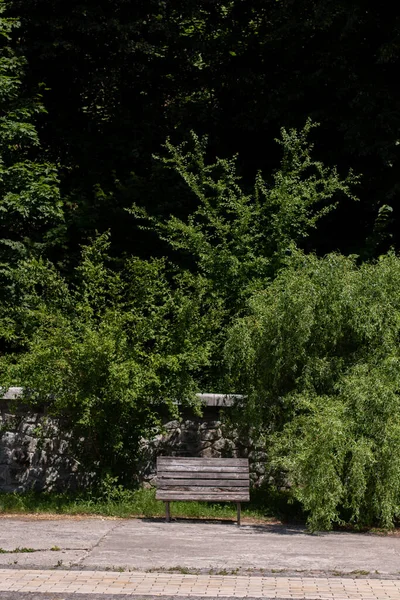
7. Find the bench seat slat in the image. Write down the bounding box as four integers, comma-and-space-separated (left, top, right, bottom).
157, 491, 250, 501
157, 465, 249, 473
157, 485, 247, 493
157, 478, 249, 487
157, 458, 247, 467
157, 471, 249, 480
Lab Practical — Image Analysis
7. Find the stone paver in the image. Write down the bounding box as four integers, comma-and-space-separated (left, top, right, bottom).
2, 570, 400, 599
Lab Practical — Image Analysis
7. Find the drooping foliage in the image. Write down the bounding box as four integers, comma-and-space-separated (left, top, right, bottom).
227, 251, 400, 529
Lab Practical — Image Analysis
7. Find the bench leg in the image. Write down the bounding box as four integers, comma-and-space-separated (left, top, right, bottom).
165, 501, 170, 523
237, 502, 241, 527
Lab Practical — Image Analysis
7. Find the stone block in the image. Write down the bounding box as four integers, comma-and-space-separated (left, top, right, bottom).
200, 447, 221, 458
198, 440, 212, 450
10, 448, 29, 465
201, 429, 220, 442
163, 420, 181, 431
27, 438, 38, 453
0, 446, 11, 464
0, 465, 10, 486
199, 421, 221, 430
212, 438, 228, 451
58, 440, 69, 455
251, 462, 266, 475
1, 431, 16, 448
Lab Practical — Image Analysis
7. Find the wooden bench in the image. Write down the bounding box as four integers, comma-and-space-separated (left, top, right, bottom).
156, 457, 250, 526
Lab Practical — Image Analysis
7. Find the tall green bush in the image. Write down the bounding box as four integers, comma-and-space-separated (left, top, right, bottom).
137, 121, 357, 314
226, 251, 400, 530
0, 234, 216, 484
133, 120, 357, 386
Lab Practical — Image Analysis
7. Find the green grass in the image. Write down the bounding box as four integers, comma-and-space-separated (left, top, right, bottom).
0, 486, 298, 522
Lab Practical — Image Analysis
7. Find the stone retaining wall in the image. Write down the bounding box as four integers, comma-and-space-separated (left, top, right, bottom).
0, 404, 82, 492
140, 406, 267, 488
0, 391, 267, 492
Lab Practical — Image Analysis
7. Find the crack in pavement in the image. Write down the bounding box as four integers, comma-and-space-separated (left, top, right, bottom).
75, 519, 124, 567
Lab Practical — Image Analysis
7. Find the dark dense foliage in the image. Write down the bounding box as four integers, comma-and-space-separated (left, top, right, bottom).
8, 0, 400, 260
1, 0, 400, 528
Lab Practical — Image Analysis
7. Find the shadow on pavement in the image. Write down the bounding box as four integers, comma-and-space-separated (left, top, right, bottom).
140, 516, 308, 535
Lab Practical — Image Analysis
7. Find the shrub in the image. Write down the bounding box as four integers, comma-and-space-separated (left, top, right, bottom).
227, 251, 400, 530
0, 234, 216, 485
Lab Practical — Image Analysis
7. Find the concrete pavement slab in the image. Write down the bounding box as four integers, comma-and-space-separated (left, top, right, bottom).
82, 519, 400, 575
0, 550, 87, 568
0, 517, 117, 551
0, 517, 120, 569
0, 517, 400, 576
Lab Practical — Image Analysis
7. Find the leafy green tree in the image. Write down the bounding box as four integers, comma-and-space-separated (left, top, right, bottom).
0, 0, 63, 357
9, 0, 400, 260
134, 121, 357, 386
227, 251, 400, 530
0, 0, 63, 262
0, 234, 216, 484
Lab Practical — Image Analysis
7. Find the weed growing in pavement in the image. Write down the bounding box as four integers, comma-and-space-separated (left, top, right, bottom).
0, 547, 36, 554
167, 566, 192, 575
146, 566, 200, 575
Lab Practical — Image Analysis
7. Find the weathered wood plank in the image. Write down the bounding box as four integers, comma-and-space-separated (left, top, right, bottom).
157, 458, 247, 467
158, 485, 247, 493
157, 478, 249, 487
157, 457, 248, 463
156, 457, 250, 508
157, 471, 249, 480
156, 491, 250, 501
157, 465, 249, 473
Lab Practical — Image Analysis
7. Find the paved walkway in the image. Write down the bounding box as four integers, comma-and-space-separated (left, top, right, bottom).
1, 517, 400, 574
2, 569, 400, 599
1, 517, 400, 598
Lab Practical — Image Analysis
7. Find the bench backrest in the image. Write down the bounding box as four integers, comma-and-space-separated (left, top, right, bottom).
156, 456, 250, 502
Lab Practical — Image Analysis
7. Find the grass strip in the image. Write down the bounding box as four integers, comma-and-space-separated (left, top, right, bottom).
0, 486, 297, 521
